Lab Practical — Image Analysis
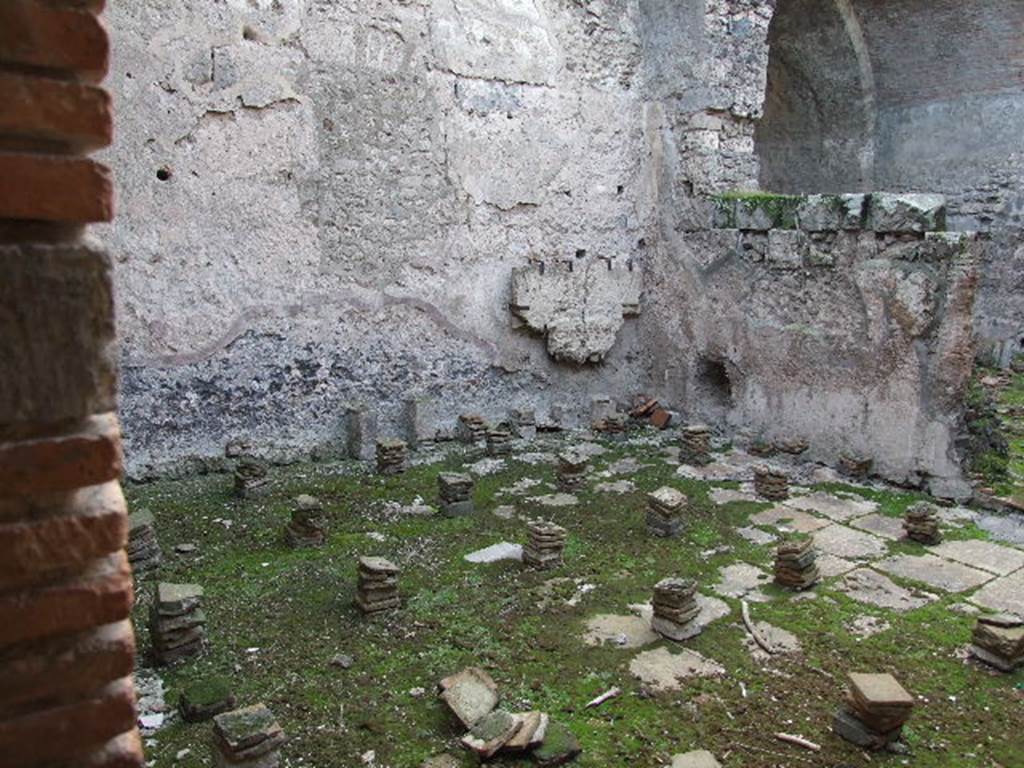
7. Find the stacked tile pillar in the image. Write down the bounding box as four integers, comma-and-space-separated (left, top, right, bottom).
0, 2, 144, 767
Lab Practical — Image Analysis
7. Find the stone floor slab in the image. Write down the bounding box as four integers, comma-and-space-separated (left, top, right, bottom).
629, 647, 725, 692
465, 542, 523, 564
583, 614, 659, 649
594, 479, 636, 494
784, 492, 879, 522
969, 569, 1024, 615
850, 514, 906, 541
710, 487, 760, 506
529, 493, 578, 507
736, 526, 777, 545
817, 554, 857, 578
712, 563, 773, 602
838, 568, 936, 612
671, 750, 722, 768
929, 540, 1024, 576
875, 554, 993, 593
813, 524, 889, 560
750, 506, 832, 534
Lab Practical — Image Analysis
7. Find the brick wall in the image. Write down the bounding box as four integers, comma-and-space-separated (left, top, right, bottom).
0, 1, 143, 765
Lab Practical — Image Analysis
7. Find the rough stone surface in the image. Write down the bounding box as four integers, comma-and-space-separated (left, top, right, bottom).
629, 647, 725, 692
875, 554, 994, 593
750, 507, 831, 534
671, 751, 722, 768
784, 493, 878, 523
510, 260, 642, 364
929, 540, 1024, 576
838, 568, 936, 612
813, 525, 889, 560
850, 514, 906, 541
969, 570, 1024, 615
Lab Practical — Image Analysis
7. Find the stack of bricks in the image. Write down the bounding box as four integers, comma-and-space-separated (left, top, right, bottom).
233, 456, 270, 499
838, 453, 873, 480
646, 487, 687, 538
376, 438, 408, 475
651, 578, 702, 641
356, 556, 400, 614
438, 472, 474, 517
150, 582, 206, 665
509, 408, 537, 440
680, 425, 712, 465
486, 423, 514, 457
556, 450, 588, 492
457, 413, 487, 445
593, 412, 628, 439
213, 704, 286, 768
833, 673, 915, 751
523, 520, 568, 569
903, 501, 942, 545
774, 537, 820, 590
969, 614, 1024, 672
284, 494, 326, 548
0, 3, 143, 766
754, 467, 790, 501
127, 509, 162, 581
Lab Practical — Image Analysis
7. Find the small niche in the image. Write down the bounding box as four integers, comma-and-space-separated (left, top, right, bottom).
575, 249, 587, 259
156, 166, 172, 182
695, 356, 735, 413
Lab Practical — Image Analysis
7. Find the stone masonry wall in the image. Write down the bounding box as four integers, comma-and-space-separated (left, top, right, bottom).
99, 0, 667, 477
100, 0, 1014, 492
646, 193, 979, 499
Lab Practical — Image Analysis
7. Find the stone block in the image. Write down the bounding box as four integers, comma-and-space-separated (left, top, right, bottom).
344, 404, 377, 462
0, 1, 110, 82
0, 242, 117, 426
868, 193, 946, 234
402, 394, 436, 448
510, 259, 642, 364
716, 193, 801, 231
0, 72, 113, 152
796, 194, 866, 231
766, 230, 806, 269
0, 152, 114, 222
0, 414, 123, 498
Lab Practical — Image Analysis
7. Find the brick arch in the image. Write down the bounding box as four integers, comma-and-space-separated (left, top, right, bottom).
755, 0, 877, 193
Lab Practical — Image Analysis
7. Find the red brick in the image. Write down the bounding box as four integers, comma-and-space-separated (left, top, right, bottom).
0, 551, 133, 648
0, 242, 117, 427
650, 409, 672, 429
0, 152, 113, 222
0, 619, 134, 719
0, 73, 112, 152
82, 731, 145, 768
0, 414, 122, 498
0, 482, 127, 589
0, 1, 109, 83
0, 677, 136, 768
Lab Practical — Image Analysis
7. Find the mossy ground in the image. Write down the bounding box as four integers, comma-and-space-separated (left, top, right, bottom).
129, 436, 1024, 767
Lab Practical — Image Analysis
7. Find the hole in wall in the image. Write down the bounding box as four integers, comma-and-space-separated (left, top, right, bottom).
617, 185, 624, 195
575, 249, 587, 259
694, 356, 735, 414
156, 167, 172, 182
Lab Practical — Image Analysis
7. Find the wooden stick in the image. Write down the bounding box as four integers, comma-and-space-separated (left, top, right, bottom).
741, 600, 775, 655
585, 687, 621, 709
774, 732, 822, 752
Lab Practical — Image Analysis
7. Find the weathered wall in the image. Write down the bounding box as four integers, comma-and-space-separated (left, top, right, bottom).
102, 0, 1013, 497
99, 0, 663, 476
755, 0, 1024, 361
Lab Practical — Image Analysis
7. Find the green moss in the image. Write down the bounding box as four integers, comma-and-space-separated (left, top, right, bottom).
125, 434, 1024, 768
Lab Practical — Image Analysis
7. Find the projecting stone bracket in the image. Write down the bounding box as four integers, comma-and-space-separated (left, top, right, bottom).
510, 258, 642, 365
